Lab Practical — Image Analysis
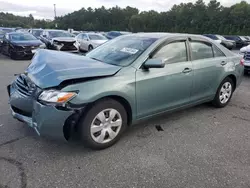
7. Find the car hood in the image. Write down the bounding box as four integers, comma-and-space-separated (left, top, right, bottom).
51, 37, 76, 43
11, 40, 43, 47
26, 49, 121, 88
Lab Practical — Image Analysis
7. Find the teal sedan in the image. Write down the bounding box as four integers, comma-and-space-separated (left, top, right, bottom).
8, 33, 244, 149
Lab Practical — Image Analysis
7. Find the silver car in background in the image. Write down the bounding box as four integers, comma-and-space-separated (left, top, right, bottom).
75, 33, 108, 51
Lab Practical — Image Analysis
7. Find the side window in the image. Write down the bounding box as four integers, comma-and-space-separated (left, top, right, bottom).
153, 41, 187, 64
82, 34, 88, 40
190, 41, 213, 60
213, 46, 225, 57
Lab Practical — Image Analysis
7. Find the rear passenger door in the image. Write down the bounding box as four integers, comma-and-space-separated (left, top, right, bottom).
189, 38, 227, 102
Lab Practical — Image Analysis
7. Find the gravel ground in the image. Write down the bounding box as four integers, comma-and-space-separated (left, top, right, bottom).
0, 53, 250, 188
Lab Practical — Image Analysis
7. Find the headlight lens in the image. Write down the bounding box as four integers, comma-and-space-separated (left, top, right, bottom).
53, 41, 62, 46
38, 90, 77, 104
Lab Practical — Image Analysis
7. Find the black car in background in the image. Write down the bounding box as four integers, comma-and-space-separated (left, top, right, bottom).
0, 31, 4, 49
105, 31, 131, 40
203, 34, 235, 50
224, 35, 248, 48
1, 32, 45, 59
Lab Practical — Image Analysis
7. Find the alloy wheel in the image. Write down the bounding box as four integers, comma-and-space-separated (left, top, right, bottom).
219, 82, 232, 104
90, 108, 122, 144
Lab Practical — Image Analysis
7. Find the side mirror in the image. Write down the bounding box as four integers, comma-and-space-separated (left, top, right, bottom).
143, 59, 165, 69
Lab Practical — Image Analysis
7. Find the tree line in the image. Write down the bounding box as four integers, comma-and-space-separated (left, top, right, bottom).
1, 0, 250, 35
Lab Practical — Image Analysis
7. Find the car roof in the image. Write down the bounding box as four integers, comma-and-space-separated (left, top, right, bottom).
85, 32, 103, 35
44, 29, 66, 32
8, 32, 30, 35
125, 32, 208, 40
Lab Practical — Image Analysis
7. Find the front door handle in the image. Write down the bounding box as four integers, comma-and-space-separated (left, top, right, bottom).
182, 68, 192, 73
221, 61, 227, 66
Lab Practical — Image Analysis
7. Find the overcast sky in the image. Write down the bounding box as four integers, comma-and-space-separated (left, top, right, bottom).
0, 0, 249, 19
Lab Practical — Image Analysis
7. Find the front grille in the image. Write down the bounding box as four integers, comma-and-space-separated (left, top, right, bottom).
60, 44, 77, 51
11, 105, 32, 117
244, 52, 250, 61
14, 74, 36, 97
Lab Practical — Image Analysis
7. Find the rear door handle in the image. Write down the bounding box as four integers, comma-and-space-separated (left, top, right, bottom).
221, 61, 227, 66
182, 68, 192, 73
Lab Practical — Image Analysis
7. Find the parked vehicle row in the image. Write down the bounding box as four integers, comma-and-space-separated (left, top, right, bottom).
7, 33, 244, 149
40, 29, 78, 53
203, 34, 250, 49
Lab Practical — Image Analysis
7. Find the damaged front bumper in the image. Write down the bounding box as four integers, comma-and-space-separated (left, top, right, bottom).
10, 101, 74, 140
8, 75, 82, 141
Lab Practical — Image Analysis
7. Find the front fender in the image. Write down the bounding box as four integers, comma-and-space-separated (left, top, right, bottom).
62, 70, 137, 120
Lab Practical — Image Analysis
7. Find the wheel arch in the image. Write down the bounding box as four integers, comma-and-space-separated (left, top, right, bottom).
226, 74, 237, 91
86, 95, 133, 126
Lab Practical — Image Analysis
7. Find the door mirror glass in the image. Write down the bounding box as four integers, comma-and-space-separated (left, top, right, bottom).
144, 59, 165, 69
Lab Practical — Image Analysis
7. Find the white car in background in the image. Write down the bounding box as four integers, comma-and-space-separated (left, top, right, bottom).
75, 33, 108, 52
240, 45, 250, 74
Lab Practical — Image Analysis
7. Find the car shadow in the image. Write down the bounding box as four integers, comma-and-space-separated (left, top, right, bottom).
31, 103, 215, 155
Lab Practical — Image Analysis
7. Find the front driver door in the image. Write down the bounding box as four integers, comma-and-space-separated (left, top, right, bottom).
136, 39, 193, 119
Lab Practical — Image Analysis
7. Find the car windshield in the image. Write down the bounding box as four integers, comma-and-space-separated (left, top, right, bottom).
109, 32, 121, 37
32, 30, 43, 37
86, 36, 157, 66
89, 34, 107, 40
216, 35, 226, 40
10, 33, 37, 41
239, 36, 246, 41
48, 31, 72, 38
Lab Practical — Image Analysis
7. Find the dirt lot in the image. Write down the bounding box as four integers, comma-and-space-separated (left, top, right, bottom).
0, 54, 250, 188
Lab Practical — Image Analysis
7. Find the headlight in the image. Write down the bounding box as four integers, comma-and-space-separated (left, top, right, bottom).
38, 90, 77, 104
53, 41, 62, 46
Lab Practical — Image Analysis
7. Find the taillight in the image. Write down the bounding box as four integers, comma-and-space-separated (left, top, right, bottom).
240, 59, 244, 66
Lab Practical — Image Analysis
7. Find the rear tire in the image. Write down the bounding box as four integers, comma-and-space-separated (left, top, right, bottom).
212, 77, 234, 108
88, 45, 93, 51
79, 98, 127, 150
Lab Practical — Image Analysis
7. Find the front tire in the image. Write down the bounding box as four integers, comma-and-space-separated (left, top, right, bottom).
9, 49, 17, 60
212, 77, 234, 108
79, 98, 127, 150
